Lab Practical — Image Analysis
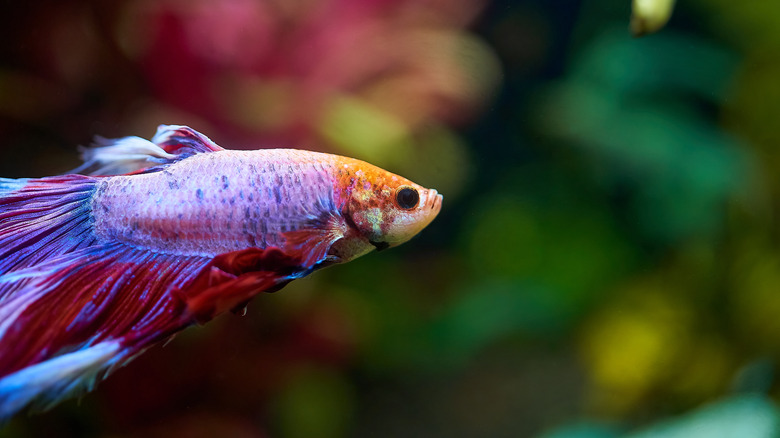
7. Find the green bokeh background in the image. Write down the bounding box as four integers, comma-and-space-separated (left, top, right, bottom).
3, 0, 780, 436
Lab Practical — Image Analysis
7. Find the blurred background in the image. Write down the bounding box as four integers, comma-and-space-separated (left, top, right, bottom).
1, 0, 780, 436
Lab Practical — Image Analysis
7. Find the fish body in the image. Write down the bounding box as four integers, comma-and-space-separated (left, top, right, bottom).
0, 125, 441, 420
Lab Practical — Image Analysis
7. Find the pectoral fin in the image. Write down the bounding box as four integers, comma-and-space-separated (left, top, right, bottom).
281, 210, 347, 268
181, 247, 308, 323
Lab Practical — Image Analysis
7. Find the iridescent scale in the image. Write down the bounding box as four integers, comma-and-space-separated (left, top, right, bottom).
91, 150, 337, 257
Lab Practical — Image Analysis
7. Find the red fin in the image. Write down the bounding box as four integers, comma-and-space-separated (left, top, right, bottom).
0, 246, 306, 373
180, 248, 306, 323
150, 124, 224, 155
0, 170, 316, 418
0, 245, 208, 377
282, 211, 346, 267
0, 243, 211, 420
0, 243, 308, 419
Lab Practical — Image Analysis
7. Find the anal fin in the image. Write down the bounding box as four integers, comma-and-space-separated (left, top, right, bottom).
181, 247, 308, 323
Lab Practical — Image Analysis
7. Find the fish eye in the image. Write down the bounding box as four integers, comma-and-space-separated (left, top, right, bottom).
395, 186, 419, 209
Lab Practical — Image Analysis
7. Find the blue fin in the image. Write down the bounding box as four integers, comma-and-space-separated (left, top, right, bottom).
0, 175, 98, 302
0, 178, 29, 197
0, 341, 126, 420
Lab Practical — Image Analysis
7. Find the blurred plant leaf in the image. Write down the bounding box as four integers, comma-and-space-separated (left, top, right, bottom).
627, 395, 780, 438
691, 1, 780, 48
425, 280, 562, 364
535, 28, 750, 243
537, 395, 780, 438
570, 28, 736, 98
465, 192, 635, 310
729, 248, 780, 355
537, 422, 622, 438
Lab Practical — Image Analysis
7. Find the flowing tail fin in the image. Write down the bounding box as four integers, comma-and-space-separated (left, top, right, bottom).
0, 176, 309, 421
0, 175, 98, 302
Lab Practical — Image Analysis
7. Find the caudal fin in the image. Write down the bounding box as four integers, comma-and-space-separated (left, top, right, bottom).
0, 178, 29, 196
0, 175, 98, 302
0, 243, 307, 421
0, 341, 124, 418
0, 242, 211, 421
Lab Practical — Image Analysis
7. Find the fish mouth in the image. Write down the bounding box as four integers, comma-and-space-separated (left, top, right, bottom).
369, 240, 390, 251
426, 189, 443, 214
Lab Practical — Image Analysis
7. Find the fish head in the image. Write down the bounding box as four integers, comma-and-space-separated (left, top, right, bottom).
341, 164, 443, 251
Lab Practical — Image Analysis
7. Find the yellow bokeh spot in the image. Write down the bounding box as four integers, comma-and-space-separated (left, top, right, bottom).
580, 286, 692, 414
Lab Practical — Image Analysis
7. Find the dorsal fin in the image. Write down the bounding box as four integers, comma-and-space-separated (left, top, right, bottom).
150, 125, 224, 155
72, 125, 224, 176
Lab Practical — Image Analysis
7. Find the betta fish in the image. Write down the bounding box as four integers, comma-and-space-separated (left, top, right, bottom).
0, 125, 442, 421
